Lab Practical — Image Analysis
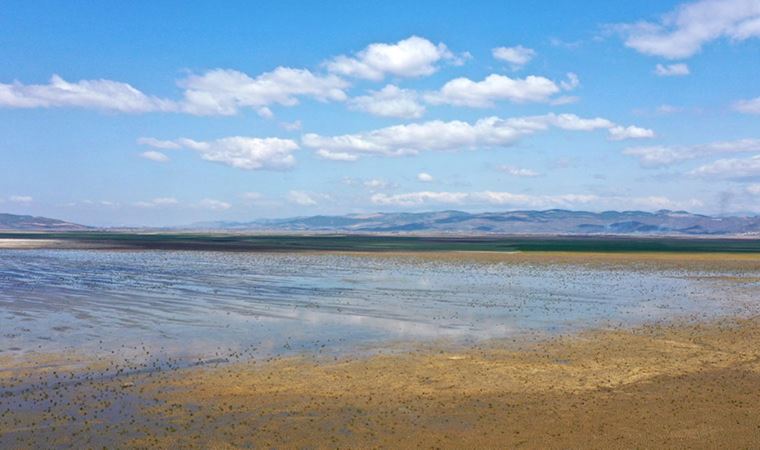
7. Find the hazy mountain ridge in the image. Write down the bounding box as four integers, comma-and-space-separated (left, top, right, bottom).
0, 213, 90, 231
3, 210, 760, 235
188, 209, 760, 235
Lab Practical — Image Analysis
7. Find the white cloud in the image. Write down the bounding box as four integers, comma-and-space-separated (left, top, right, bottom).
280, 120, 303, 131
497, 165, 541, 177
287, 190, 325, 206
425, 73, 563, 107
303, 113, 644, 160
325, 36, 457, 81
371, 191, 598, 208
179, 67, 348, 115
139, 150, 170, 162
654, 63, 691, 76
417, 172, 434, 182
624, 195, 704, 210
492, 45, 536, 68
559, 72, 580, 90
370, 190, 702, 211
624, 138, 760, 167
734, 96, 760, 114
198, 198, 231, 210
137, 137, 181, 149
134, 197, 179, 208
363, 179, 389, 190
316, 149, 359, 161
9, 195, 33, 204
256, 106, 274, 119
1, 67, 348, 116
623, 145, 689, 167
614, 0, 760, 59
0, 74, 176, 113
140, 136, 298, 170
608, 125, 656, 140
690, 154, 760, 179
349, 85, 425, 119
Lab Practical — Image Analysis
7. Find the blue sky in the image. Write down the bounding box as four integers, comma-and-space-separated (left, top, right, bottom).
1, 0, 759, 226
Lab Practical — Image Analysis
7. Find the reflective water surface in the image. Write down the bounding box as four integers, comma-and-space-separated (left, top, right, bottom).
1, 249, 756, 363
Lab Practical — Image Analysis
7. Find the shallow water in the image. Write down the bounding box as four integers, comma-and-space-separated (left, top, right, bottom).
0, 249, 756, 364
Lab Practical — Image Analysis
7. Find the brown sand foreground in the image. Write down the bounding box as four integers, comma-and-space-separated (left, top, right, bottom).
3, 317, 760, 448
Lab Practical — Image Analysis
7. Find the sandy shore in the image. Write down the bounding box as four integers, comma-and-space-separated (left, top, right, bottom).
3, 316, 760, 448
0, 238, 67, 249
322, 249, 760, 271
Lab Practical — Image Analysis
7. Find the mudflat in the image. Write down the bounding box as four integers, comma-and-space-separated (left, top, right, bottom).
1, 250, 759, 448
2, 318, 760, 447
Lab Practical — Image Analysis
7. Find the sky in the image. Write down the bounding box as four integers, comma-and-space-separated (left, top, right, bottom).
1, 0, 759, 226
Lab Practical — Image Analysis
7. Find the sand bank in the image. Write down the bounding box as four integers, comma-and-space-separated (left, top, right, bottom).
0, 239, 66, 249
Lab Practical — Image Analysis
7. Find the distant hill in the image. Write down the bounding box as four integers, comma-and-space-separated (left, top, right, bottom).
0, 213, 90, 231
188, 209, 760, 236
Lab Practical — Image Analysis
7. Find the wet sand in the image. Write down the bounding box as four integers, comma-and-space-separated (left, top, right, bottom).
1, 250, 759, 448
325, 249, 760, 271
0, 239, 67, 249
3, 317, 760, 448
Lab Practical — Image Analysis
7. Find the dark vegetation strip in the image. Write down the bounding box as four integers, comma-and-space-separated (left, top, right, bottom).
1, 232, 760, 253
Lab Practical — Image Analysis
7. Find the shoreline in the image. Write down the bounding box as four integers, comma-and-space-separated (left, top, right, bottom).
2, 232, 760, 254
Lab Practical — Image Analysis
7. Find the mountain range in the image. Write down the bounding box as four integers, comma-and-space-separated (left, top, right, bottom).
187, 209, 760, 236
0, 213, 90, 231
2, 210, 760, 235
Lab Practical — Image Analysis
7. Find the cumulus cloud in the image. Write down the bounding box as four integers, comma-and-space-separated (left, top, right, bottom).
287, 190, 325, 206
178, 67, 348, 115
349, 85, 425, 118
492, 45, 536, 68
608, 125, 656, 141
1, 66, 349, 116
0, 75, 177, 113
497, 165, 541, 177
654, 63, 691, 76
316, 149, 359, 161
370, 190, 702, 211
624, 138, 760, 167
302, 113, 646, 160
690, 154, 760, 179
140, 136, 298, 170
417, 172, 434, 182
613, 0, 760, 59
325, 36, 458, 81
139, 151, 170, 162
734, 96, 760, 114
425, 73, 567, 107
